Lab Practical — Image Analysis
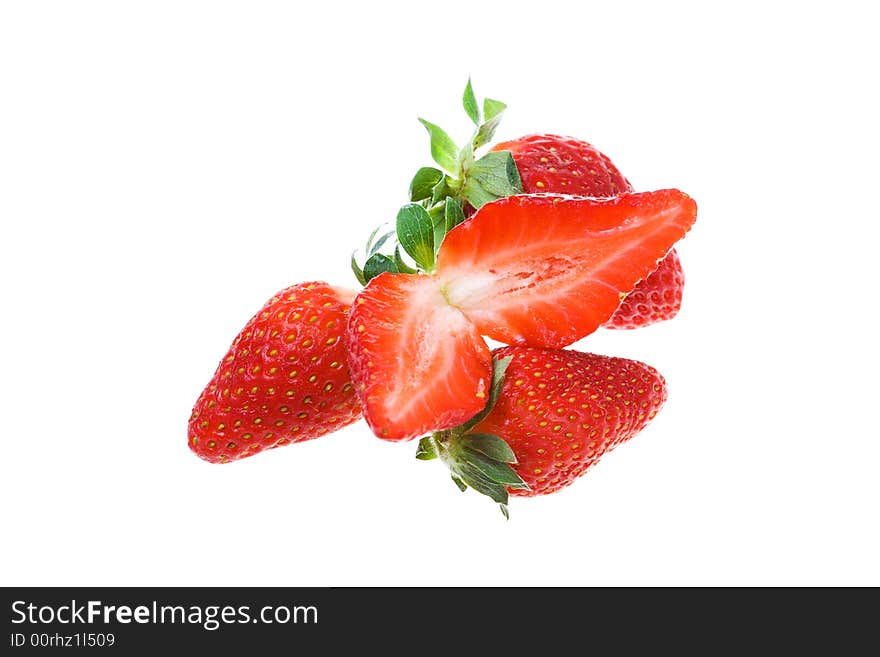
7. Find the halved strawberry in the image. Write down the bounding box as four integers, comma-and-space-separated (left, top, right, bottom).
493, 133, 687, 330
345, 272, 492, 441
436, 190, 697, 348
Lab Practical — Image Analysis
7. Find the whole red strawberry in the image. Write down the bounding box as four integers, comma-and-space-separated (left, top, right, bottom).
416, 347, 667, 514
474, 347, 667, 496
493, 134, 686, 328
494, 133, 633, 197
189, 281, 362, 463
604, 248, 685, 329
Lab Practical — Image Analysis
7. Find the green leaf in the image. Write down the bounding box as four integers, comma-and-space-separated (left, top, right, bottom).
364, 225, 383, 254
451, 474, 468, 492
350, 251, 366, 286
396, 203, 435, 271
458, 139, 474, 173
429, 204, 447, 256
473, 99, 507, 150
369, 230, 396, 256
473, 104, 507, 150
410, 167, 444, 202
484, 97, 506, 121
459, 433, 517, 464
362, 253, 398, 283
499, 503, 510, 520
484, 355, 512, 418
418, 118, 460, 175
393, 245, 417, 274
490, 355, 512, 393
462, 78, 480, 126
444, 196, 466, 234
503, 150, 523, 191
461, 179, 497, 209
462, 355, 512, 430
474, 118, 502, 150
416, 436, 438, 461
462, 448, 527, 488
470, 151, 523, 196
431, 174, 450, 205
457, 462, 509, 505
461, 151, 523, 209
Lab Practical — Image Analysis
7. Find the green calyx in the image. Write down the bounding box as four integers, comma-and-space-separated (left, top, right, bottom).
352, 79, 523, 286
351, 225, 398, 286
415, 355, 528, 518
413, 78, 522, 214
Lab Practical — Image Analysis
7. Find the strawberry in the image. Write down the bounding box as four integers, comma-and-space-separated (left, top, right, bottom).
416, 348, 667, 514
603, 248, 685, 329
493, 133, 632, 198
493, 133, 686, 329
188, 281, 362, 463
473, 347, 667, 496
345, 272, 492, 441
347, 189, 695, 440
436, 190, 696, 347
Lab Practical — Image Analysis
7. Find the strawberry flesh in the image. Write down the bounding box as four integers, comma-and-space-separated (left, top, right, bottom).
436, 190, 697, 348
495, 133, 686, 329
345, 273, 492, 441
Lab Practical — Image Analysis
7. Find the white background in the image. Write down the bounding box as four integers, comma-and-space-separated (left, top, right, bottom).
2, 1, 878, 586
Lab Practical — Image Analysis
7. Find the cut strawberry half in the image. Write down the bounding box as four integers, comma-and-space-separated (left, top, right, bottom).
345, 272, 492, 441
436, 190, 697, 348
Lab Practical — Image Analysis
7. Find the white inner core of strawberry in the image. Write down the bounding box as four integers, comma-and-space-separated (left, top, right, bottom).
378, 277, 489, 431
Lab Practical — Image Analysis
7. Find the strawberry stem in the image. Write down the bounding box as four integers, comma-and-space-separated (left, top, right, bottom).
414, 356, 527, 516
351, 79, 522, 286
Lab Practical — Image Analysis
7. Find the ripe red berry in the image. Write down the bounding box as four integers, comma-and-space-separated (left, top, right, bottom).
473, 347, 668, 496
415, 347, 668, 514
189, 281, 361, 463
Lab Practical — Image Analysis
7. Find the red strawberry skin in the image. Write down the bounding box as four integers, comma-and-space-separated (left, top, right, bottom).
346, 272, 492, 441
188, 281, 362, 463
494, 133, 632, 197
494, 134, 685, 328
604, 248, 685, 329
472, 347, 667, 496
